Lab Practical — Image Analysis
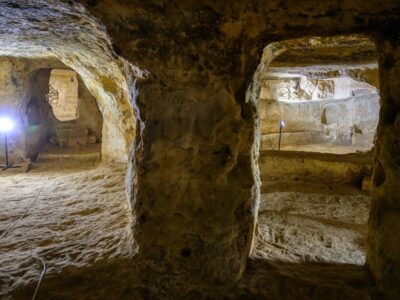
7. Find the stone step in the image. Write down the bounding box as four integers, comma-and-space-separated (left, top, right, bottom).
261, 131, 332, 150
259, 149, 373, 184
50, 134, 97, 147
38, 143, 101, 163
50, 122, 95, 146
54, 126, 89, 139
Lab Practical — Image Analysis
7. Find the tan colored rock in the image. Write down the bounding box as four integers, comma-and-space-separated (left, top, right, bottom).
259, 63, 380, 152
259, 150, 373, 183
254, 181, 371, 264
0, 1, 399, 299
48, 69, 79, 121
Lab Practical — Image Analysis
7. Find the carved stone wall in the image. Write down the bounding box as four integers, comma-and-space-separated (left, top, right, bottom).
83, 1, 400, 297
0, 0, 399, 299
259, 68, 380, 151
261, 74, 376, 101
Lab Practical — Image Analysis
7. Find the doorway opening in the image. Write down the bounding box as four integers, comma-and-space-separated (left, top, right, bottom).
24, 66, 103, 165
253, 35, 379, 265
0, 55, 135, 295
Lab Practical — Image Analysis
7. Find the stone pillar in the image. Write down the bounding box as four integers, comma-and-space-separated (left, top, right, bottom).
128, 76, 259, 293
368, 33, 400, 300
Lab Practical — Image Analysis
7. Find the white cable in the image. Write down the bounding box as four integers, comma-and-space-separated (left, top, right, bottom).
0, 173, 48, 239
31, 255, 47, 300
1, 128, 64, 238
1, 133, 63, 298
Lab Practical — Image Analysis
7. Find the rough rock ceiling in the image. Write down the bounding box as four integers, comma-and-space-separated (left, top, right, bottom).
271, 35, 377, 66
79, 0, 400, 90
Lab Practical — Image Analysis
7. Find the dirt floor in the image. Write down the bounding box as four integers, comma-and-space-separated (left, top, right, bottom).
0, 146, 374, 298
253, 180, 371, 265
0, 150, 132, 297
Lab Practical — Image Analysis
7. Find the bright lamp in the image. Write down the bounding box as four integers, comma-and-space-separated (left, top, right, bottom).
0, 117, 14, 133
0, 116, 19, 170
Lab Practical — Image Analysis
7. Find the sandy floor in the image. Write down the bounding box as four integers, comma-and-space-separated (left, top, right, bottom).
0, 158, 132, 297
0, 146, 372, 298
253, 180, 371, 265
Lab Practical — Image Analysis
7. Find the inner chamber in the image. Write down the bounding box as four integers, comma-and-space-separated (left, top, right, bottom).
0, 57, 103, 164
253, 35, 378, 265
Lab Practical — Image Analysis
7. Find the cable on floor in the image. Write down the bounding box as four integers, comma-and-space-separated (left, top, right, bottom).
0, 173, 48, 239
1, 135, 65, 239
31, 255, 47, 300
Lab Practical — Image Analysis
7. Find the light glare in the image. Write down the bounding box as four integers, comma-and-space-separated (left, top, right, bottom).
0, 117, 14, 133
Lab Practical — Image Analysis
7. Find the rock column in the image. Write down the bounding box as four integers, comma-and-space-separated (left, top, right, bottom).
127, 74, 259, 293
368, 33, 400, 300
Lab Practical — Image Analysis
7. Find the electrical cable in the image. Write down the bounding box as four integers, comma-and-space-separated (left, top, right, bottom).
1, 125, 64, 239
1, 120, 64, 297
1, 175, 50, 297
1, 102, 70, 300
31, 256, 47, 300
59, 126, 63, 169
0, 174, 48, 239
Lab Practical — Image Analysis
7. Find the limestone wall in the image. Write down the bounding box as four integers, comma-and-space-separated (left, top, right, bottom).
259, 67, 380, 151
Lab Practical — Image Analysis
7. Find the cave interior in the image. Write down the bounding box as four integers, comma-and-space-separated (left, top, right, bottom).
0, 1, 400, 299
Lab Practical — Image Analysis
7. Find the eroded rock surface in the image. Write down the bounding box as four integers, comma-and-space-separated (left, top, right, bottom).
0, 0, 399, 299
253, 181, 370, 265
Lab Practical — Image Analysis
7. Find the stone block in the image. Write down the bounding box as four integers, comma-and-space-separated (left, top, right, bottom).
259, 150, 373, 184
